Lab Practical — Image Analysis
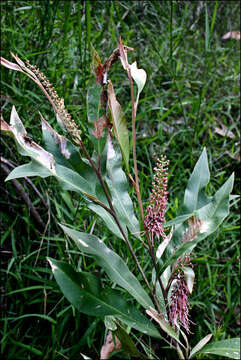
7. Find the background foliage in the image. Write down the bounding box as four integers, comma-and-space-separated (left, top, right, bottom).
1, 1, 240, 359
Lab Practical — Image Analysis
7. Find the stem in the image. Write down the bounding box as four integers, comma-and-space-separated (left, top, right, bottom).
77, 139, 162, 309
127, 67, 145, 226
126, 61, 169, 315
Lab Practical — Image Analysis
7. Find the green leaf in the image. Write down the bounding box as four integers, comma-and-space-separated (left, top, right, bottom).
152, 269, 167, 315
193, 338, 240, 359
59, 225, 154, 309
197, 173, 234, 228
87, 81, 107, 154
48, 258, 161, 338
159, 153, 234, 276
9, 313, 56, 325
7, 106, 56, 174
5, 160, 52, 180
146, 307, 185, 349
170, 148, 211, 248
159, 170, 233, 275
114, 323, 147, 359
165, 214, 194, 227
41, 114, 100, 188
104, 316, 117, 331
41, 114, 83, 171
107, 81, 129, 171
5, 106, 109, 207
189, 334, 212, 359
88, 203, 124, 240
106, 138, 140, 238
55, 164, 94, 197
183, 147, 211, 214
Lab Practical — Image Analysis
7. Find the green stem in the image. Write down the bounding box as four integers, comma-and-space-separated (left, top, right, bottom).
126, 67, 145, 226
77, 140, 161, 309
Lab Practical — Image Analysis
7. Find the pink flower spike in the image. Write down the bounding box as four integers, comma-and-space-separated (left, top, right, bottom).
144, 156, 169, 242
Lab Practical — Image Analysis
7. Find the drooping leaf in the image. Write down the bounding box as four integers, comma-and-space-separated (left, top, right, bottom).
189, 334, 213, 359
107, 81, 129, 171
129, 61, 147, 104
6, 160, 52, 180
5, 106, 108, 207
6, 106, 56, 178
41, 114, 97, 182
192, 338, 240, 359
1, 56, 23, 72
59, 224, 154, 309
106, 137, 140, 238
48, 258, 161, 338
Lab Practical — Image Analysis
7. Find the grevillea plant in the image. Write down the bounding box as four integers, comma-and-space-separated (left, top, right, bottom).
1, 40, 240, 359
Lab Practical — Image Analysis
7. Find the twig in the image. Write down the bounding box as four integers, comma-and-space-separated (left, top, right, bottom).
1, 156, 48, 209
1, 162, 45, 230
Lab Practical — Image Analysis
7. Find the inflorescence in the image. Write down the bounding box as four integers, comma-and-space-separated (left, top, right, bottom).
26, 60, 82, 144
169, 256, 193, 333
144, 155, 169, 242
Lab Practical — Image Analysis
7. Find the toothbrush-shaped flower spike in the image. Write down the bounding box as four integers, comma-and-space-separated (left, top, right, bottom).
144, 155, 169, 242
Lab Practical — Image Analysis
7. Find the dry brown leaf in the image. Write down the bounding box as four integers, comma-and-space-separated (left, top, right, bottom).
214, 126, 235, 139
100, 331, 121, 360
225, 150, 240, 162
92, 115, 107, 139
222, 31, 240, 40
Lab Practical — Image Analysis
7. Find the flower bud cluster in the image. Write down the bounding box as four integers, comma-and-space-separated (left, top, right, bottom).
26, 61, 81, 144
144, 156, 169, 240
169, 256, 193, 333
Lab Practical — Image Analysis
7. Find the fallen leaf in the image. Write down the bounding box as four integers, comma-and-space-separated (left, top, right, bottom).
222, 31, 240, 40
100, 331, 121, 360
214, 127, 235, 139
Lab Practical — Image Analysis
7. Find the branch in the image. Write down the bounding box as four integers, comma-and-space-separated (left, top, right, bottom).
1, 163, 45, 230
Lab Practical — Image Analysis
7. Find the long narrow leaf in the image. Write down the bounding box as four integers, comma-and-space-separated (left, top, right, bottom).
106, 138, 140, 238
193, 338, 240, 359
59, 224, 154, 309
146, 307, 185, 349
159, 173, 234, 276
48, 258, 160, 338
189, 334, 212, 359
108, 81, 129, 170
5, 106, 108, 207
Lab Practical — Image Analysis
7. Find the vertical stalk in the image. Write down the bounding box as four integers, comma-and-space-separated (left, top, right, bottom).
85, 0, 91, 62
77, 1, 83, 71
127, 68, 145, 226
76, 139, 163, 310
